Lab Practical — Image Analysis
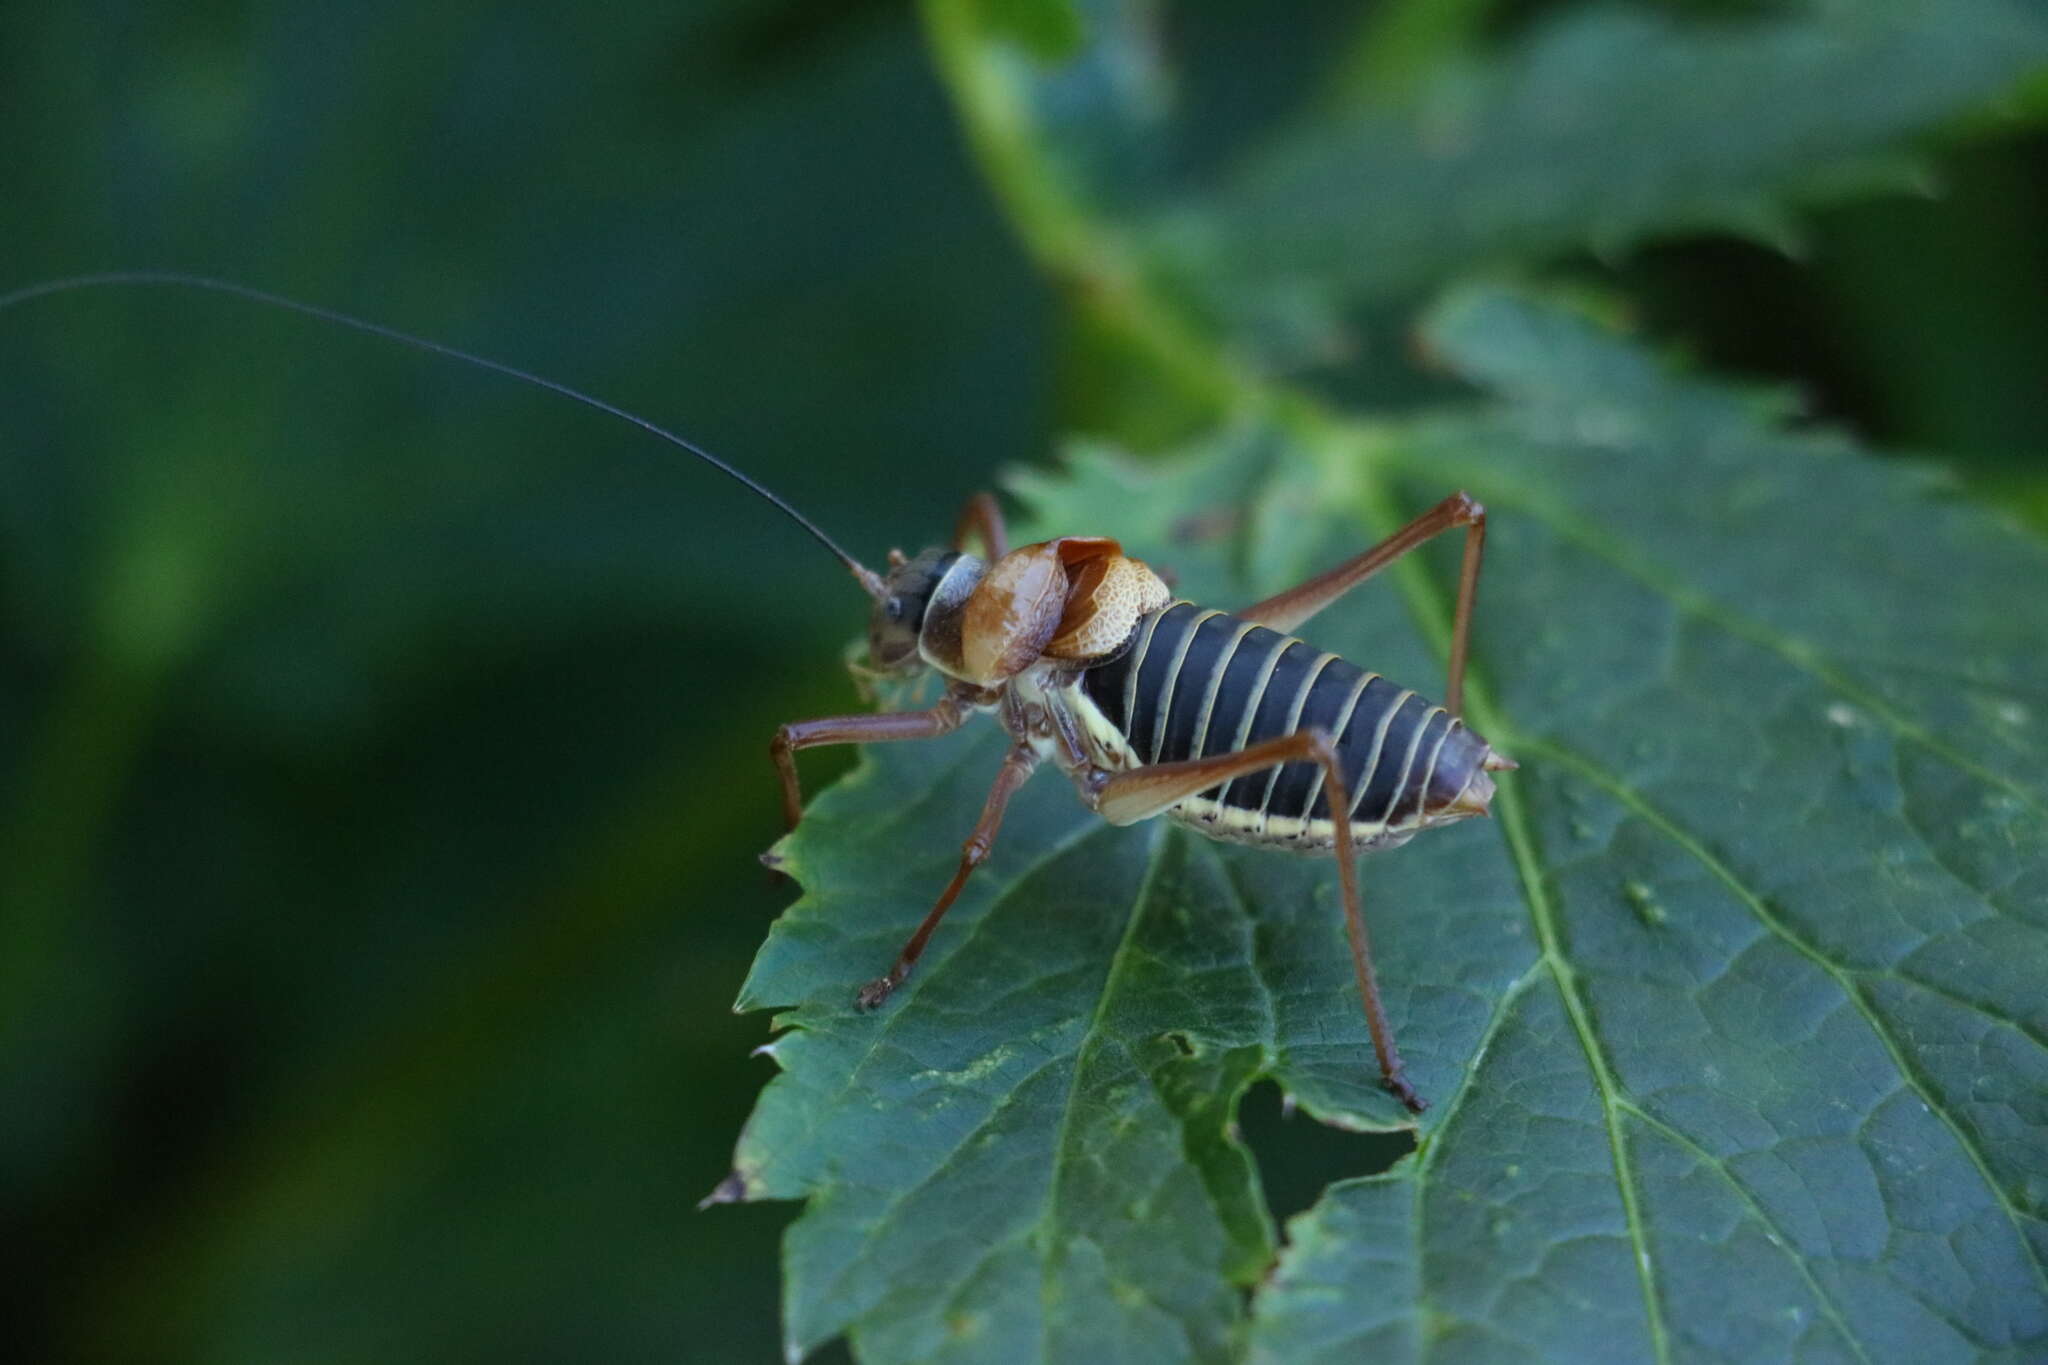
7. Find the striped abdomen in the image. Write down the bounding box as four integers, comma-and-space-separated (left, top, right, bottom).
1078, 601, 1496, 850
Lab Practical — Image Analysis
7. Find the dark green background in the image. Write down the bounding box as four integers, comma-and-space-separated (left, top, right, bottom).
2, 2, 2042, 1361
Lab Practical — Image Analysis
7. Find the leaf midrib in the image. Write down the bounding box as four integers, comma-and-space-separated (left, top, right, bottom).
1614, 1096, 1875, 1365
1414, 449, 2047, 817
1036, 818, 1171, 1356
1390, 418, 2048, 1288
1355, 477, 1675, 1364
1519, 732, 2048, 1296
1352, 442, 2048, 1354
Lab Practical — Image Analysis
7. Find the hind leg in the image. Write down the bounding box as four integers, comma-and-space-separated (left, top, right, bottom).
1088, 728, 1424, 1113
1239, 491, 1488, 719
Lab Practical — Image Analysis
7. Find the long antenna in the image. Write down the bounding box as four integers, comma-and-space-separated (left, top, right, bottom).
0, 271, 889, 600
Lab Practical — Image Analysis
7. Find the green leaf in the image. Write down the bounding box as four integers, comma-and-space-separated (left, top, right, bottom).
976, 0, 1086, 63
726, 289, 2048, 1362
1151, 1, 2048, 337
1246, 287, 2048, 1363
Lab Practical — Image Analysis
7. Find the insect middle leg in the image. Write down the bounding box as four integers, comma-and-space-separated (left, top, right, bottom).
1088, 729, 1426, 1113
856, 743, 1040, 1010
1240, 491, 1489, 719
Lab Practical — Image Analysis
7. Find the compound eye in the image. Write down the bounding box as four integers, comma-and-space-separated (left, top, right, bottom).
885, 596, 905, 622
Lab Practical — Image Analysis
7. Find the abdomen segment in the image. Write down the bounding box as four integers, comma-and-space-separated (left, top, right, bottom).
1080, 603, 1495, 848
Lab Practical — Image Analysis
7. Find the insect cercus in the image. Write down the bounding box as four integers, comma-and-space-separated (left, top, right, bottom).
4, 272, 1513, 1113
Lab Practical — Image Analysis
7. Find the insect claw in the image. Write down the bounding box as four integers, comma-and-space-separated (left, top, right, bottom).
855, 971, 905, 1011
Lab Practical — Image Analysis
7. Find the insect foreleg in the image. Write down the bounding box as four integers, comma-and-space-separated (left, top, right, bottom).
949, 491, 1008, 560
856, 743, 1040, 1010
770, 696, 968, 831
1087, 728, 1424, 1113
1239, 491, 1489, 718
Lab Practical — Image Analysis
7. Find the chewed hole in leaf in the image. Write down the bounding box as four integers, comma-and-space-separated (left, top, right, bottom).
1238, 1080, 1415, 1226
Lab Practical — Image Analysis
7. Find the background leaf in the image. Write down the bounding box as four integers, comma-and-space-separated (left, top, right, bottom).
1149, 0, 2048, 357
978, 0, 1087, 62
731, 287, 2048, 1362
0, 4, 1050, 1359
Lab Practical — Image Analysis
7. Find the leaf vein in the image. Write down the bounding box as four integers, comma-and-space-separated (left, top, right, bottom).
1411, 961, 1546, 1365
792, 811, 1116, 1163
1401, 467, 2046, 819
1037, 821, 1173, 1349
1616, 1098, 1874, 1365
1356, 480, 1674, 1365
1518, 734, 2048, 1295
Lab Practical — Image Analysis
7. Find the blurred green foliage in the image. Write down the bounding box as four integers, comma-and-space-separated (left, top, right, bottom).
2, 1, 2044, 1362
